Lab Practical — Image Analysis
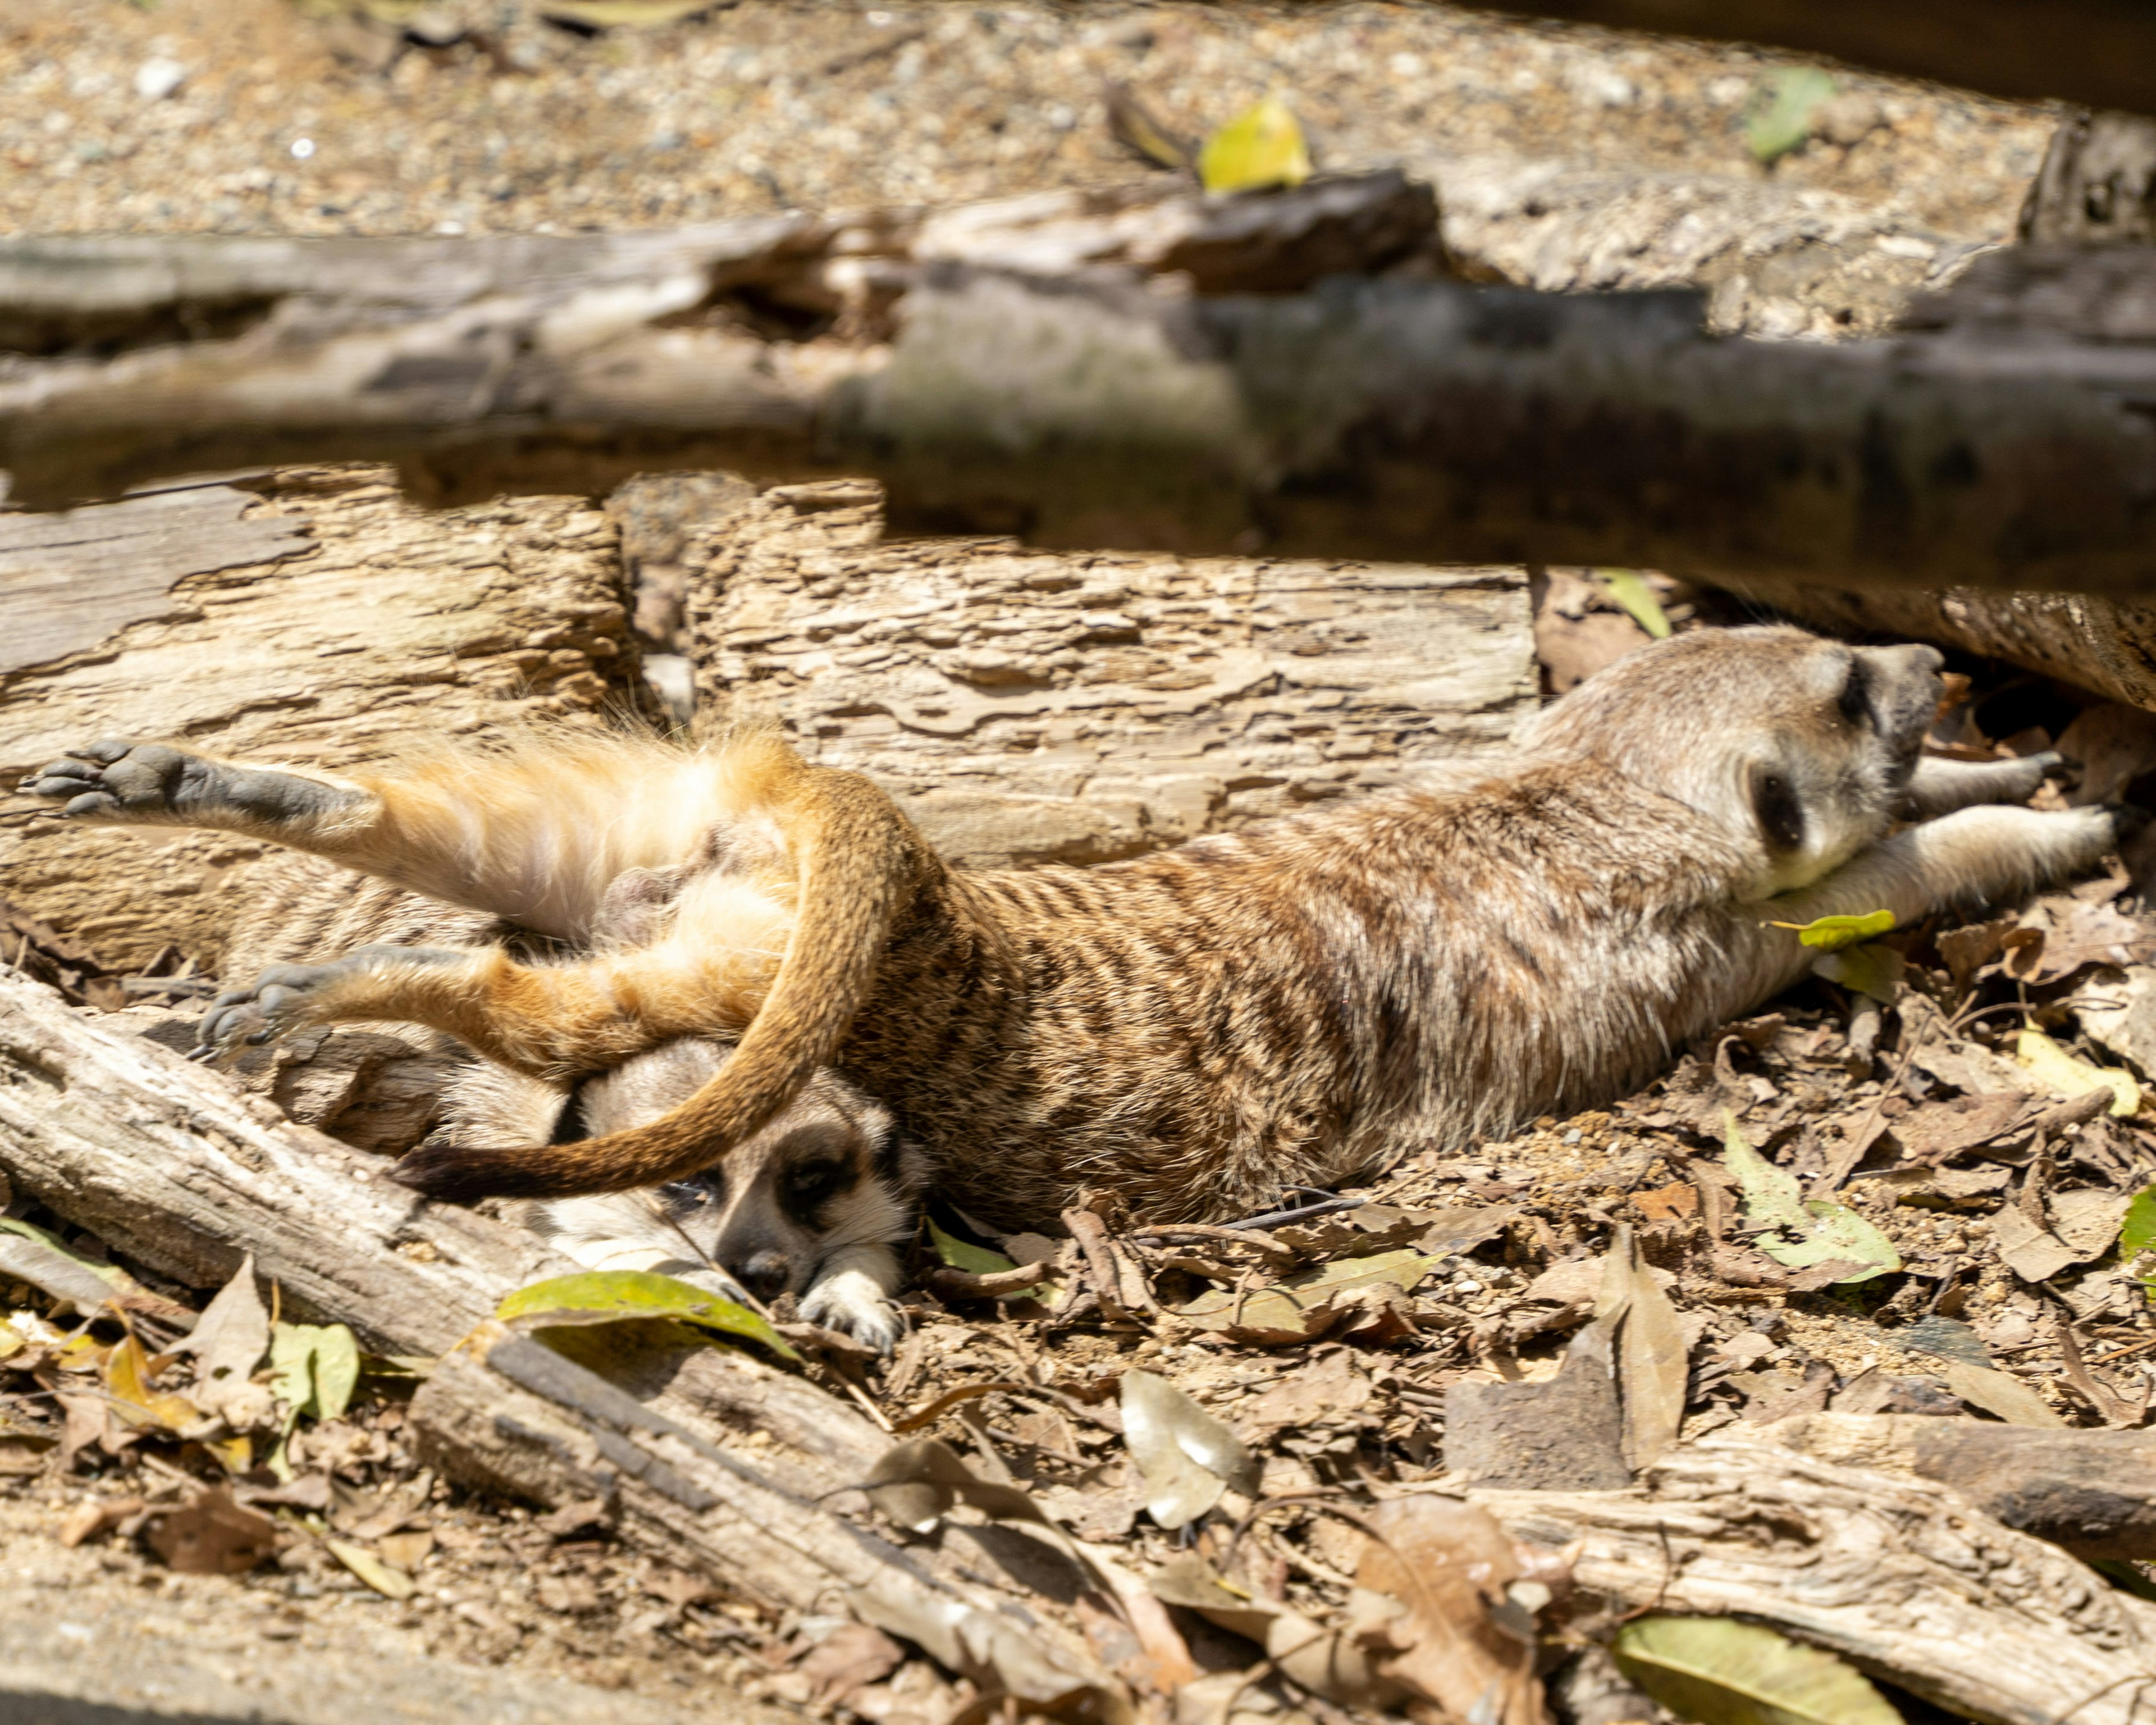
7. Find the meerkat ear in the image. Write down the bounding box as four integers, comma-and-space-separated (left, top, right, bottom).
1749, 760, 1806, 853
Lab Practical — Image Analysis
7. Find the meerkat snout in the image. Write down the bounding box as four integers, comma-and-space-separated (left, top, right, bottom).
445, 1038, 924, 1350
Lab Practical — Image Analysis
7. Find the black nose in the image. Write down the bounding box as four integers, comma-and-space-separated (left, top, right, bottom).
733, 1249, 793, 1302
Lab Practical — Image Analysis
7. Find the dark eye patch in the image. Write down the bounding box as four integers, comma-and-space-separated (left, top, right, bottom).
779, 1155, 857, 1221
1837, 659, 1872, 726
1751, 764, 1806, 853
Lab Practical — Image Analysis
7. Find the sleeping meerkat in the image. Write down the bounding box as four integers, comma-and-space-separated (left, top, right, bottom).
450, 1040, 920, 1349
22, 627, 2139, 1250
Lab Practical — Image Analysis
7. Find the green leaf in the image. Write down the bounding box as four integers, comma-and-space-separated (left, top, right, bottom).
1765, 1201, 1902, 1281
1614, 1614, 1903, 1725
268, 1322, 363, 1422
2122, 1184, 2156, 1262
1597, 570, 1671, 639
496, 1270, 798, 1362
1723, 1115, 1901, 1283
268, 1322, 319, 1416
1788, 910, 1897, 952
2094, 1558, 2156, 1604
1196, 96, 1312, 194
310, 1326, 360, 1422
928, 1218, 1018, 1277
1747, 67, 1839, 164
1811, 942, 1904, 1003
1722, 1114, 1806, 1233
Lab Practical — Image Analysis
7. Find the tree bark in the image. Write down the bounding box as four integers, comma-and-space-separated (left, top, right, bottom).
683, 479, 1533, 869
5, 184, 2156, 596
1716, 576, 2156, 712
1758, 1411, 2156, 1561
1476, 1440, 2156, 1725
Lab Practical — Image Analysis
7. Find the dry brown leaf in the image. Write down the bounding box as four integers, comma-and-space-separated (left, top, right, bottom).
861, 1436, 1057, 1535
1933, 1359, 2068, 1427
1151, 1554, 1404, 1712
58, 1495, 144, 1548
145, 1489, 279, 1575
1121, 1369, 1258, 1530
1173, 1249, 1437, 1344
1596, 1226, 1688, 1470
174, 1255, 272, 1427
1237, 1348, 1372, 1435
1887, 1093, 2032, 1163
797, 1622, 907, 1707
1353, 1495, 1550, 1724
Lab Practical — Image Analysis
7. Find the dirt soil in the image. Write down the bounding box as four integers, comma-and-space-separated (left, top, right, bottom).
1, 0, 2048, 248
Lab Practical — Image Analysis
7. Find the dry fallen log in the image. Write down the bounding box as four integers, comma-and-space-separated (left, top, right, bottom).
8, 182, 2156, 595
684, 479, 1533, 868
1718, 576, 2156, 713
1476, 1440, 2156, 1725
0, 966, 1122, 1707
0, 464, 641, 975
1760, 1411, 2156, 1561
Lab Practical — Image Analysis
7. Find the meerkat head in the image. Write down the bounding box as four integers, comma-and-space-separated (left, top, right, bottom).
448, 1041, 921, 1316
1516, 625, 1944, 897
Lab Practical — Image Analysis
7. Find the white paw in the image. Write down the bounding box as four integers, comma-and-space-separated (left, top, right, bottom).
800, 1268, 903, 1353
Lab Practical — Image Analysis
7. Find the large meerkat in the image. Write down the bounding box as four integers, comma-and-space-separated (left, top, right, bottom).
22, 628, 2135, 1259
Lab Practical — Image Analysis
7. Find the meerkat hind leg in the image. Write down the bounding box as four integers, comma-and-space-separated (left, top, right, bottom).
23, 740, 366, 836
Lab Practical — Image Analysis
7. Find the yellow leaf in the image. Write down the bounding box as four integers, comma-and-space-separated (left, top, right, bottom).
2015, 1028, 2140, 1116
325, 1536, 417, 1600
1598, 570, 1672, 639
104, 1335, 202, 1435
1781, 909, 1896, 952
1197, 97, 1312, 194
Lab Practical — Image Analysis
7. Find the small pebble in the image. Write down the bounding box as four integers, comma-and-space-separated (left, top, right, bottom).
133, 58, 186, 102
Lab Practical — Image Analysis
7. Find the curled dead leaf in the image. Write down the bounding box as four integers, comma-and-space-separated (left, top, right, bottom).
1120, 1370, 1258, 1531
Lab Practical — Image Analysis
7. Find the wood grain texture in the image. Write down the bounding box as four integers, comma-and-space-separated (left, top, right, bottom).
0, 463, 642, 974
0, 482, 313, 674
688, 481, 1533, 867
7, 185, 2156, 595
1477, 1440, 2156, 1725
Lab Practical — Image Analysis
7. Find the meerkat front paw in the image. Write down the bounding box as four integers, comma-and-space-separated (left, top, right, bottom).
799, 1267, 905, 1354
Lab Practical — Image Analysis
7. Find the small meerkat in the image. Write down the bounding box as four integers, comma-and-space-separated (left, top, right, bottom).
449, 1041, 920, 1349
21, 627, 2137, 1236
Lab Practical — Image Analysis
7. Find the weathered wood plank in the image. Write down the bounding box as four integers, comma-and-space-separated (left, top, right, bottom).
0, 483, 313, 675
1477, 1440, 2156, 1725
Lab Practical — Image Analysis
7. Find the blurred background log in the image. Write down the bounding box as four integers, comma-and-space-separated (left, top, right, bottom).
8, 182, 2156, 598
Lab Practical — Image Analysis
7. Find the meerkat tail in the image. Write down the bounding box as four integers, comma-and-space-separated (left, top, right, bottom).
390, 763, 933, 1203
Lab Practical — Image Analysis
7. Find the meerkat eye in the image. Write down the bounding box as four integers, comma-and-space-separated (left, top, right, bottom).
1837, 659, 1872, 725
782, 1158, 853, 1212
1750, 764, 1806, 852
